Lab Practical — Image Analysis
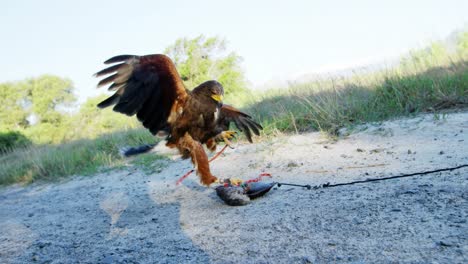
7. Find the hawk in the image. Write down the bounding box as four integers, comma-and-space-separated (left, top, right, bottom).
95, 54, 262, 185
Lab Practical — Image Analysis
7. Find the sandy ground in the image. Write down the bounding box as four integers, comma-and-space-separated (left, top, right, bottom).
1, 112, 467, 263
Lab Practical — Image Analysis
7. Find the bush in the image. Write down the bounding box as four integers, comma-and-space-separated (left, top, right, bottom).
0, 131, 32, 153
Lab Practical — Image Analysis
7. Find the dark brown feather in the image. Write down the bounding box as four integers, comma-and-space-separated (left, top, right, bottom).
107, 82, 125, 91
104, 55, 137, 64
97, 73, 118, 87
97, 93, 119, 108
219, 104, 262, 142
94, 63, 126, 77
96, 54, 187, 134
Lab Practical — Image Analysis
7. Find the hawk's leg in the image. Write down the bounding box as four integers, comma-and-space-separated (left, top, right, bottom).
178, 132, 218, 186
217, 130, 237, 149
205, 138, 217, 152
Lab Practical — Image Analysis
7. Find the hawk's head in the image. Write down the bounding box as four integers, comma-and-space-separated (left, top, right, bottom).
192, 80, 224, 107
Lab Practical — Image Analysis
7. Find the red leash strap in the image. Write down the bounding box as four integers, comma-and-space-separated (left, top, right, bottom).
243, 173, 272, 184
175, 169, 195, 186
222, 173, 273, 187
208, 144, 229, 163
176, 144, 229, 185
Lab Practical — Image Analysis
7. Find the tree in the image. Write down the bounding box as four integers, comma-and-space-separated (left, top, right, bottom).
164, 35, 248, 96
27, 75, 76, 124
0, 75, 77, 143
0, 75, 76, 129
0, 82, 29, 130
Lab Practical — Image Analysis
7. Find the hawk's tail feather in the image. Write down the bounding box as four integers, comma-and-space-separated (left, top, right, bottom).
119, 144, 157, 157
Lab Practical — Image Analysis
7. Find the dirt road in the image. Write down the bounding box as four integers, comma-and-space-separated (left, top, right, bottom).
1, 112, 467, 263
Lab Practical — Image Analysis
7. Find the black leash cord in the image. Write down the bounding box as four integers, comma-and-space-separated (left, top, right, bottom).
276, 164, 468, 190
276, 182, 312, 189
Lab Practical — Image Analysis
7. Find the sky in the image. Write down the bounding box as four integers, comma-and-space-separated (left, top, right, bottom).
1, 0, 467, 103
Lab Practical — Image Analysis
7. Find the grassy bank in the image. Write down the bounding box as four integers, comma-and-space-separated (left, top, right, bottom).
0, 129, 157, 185
246, 56, 467, 136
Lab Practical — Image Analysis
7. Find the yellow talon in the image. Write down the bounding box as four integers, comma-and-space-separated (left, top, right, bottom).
221, 130, 237, 148
229, 178, 243, 186
215, 178, 244, 186
223, 130, 236, 139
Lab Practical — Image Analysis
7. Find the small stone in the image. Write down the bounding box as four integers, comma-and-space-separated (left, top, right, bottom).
102, 255, 116, 264
407, 149, 412, 154
356, 148, 365, 152
438, 240, 455, 247
36, 241, 51, 249
353, 219, 363, 225
452, 219, 466, 224
302, 256, 315, 263
28, 213, 34, 217
439, 151, 444, 155
402, 189, 417, 195
370, 148, 384, 154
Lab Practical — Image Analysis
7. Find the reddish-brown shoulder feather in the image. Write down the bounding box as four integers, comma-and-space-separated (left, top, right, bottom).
95, 54, 187, 135
218, 105, 263, 142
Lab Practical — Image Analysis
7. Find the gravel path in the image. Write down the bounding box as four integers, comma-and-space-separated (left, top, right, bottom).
1, 112, 467, 263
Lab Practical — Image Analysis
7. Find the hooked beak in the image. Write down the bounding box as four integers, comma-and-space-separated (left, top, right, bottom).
211, 94, 223, 103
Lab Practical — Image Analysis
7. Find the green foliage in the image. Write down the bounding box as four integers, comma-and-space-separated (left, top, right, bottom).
0, 82, 29, 130
165, 35, 248, 96
0, 131, 32, 153
0, 75, 76, 144
0, 75, 76, 129
28, 75, 76, 124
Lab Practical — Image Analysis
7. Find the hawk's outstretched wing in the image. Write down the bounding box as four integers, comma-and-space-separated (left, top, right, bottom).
218, 104, 263, 142
95, 54, 188, 135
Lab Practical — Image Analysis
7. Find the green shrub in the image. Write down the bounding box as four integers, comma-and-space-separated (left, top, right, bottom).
0, 131, 32, 153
